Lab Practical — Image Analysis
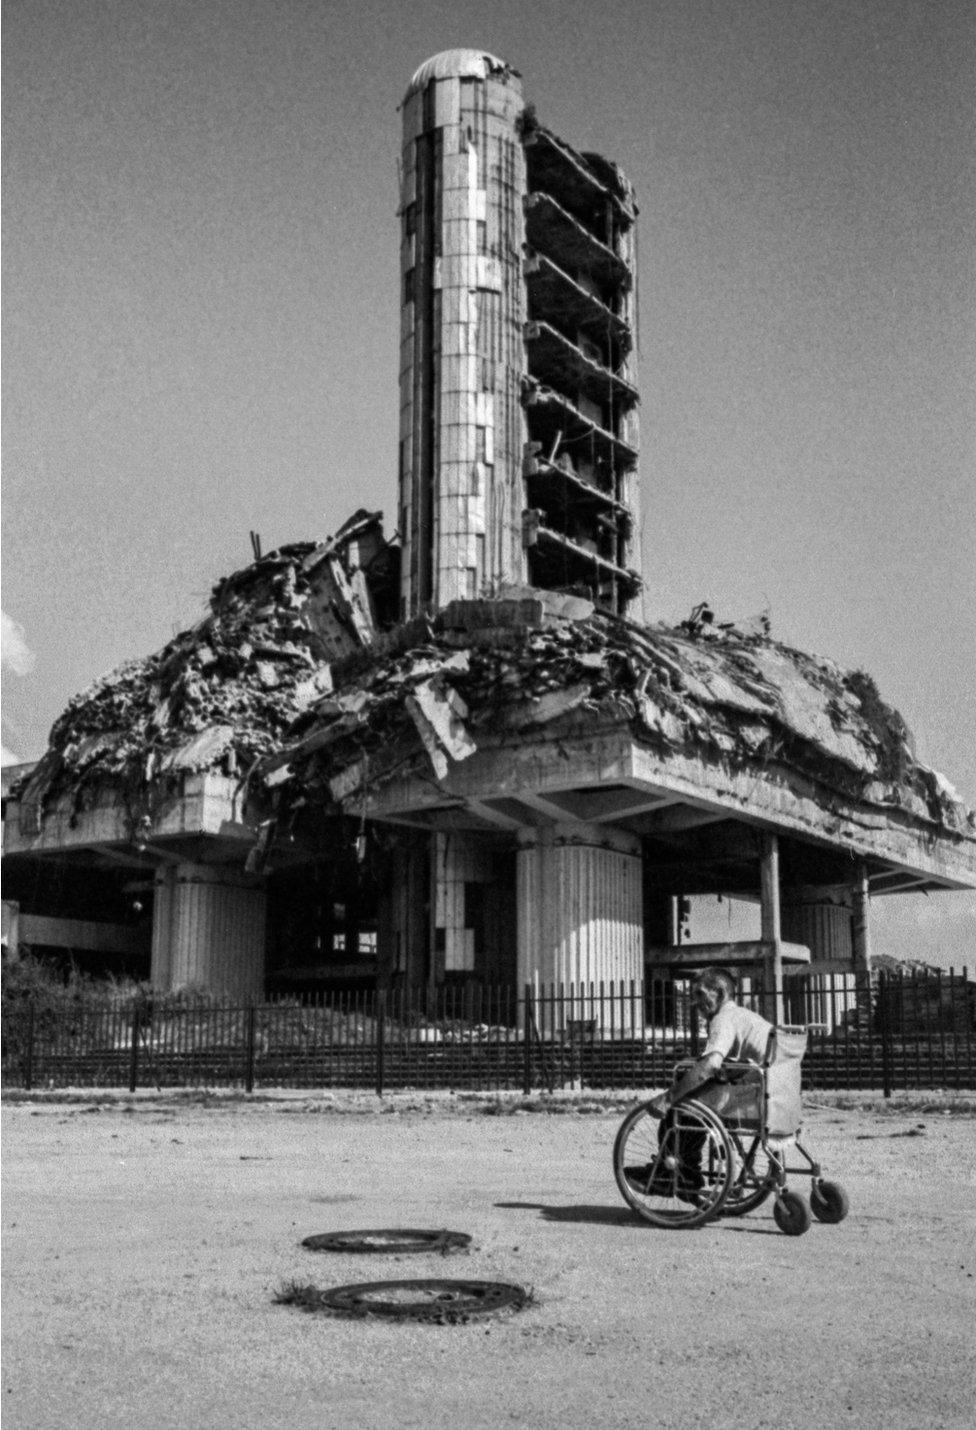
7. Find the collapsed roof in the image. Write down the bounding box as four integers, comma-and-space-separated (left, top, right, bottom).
10, 529, 974, 892
258, 589, 974, 857
14, 512, 397, 829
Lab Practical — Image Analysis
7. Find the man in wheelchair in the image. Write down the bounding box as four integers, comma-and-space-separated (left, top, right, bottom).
640, 968, 772, 1198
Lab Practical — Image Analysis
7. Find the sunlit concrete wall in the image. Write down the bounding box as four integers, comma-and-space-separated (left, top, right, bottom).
516, 823, 643, 1030
399, 50, 527, 616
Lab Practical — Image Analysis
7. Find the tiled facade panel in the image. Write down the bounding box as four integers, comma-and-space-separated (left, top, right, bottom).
434, 833, 497, 972
516, 825, 643, 1030
432, 75, 461, 126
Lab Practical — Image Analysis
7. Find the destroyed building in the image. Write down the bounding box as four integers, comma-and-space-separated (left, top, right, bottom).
397, 50, 640, 619
4, 50, 975, 1005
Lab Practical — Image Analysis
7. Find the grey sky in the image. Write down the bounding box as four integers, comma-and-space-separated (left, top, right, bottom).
3, 0, 974, 961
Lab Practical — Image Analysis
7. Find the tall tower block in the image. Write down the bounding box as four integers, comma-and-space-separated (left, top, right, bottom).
399, 51, 527, 615
398, 49, 641, 619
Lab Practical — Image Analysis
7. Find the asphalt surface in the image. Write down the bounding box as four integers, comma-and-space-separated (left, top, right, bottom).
3, 1094, 975, 1429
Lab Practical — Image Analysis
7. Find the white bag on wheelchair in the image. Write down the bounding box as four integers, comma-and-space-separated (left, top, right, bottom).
673, 1029, 806, 1137
763, 1030, 806, 1138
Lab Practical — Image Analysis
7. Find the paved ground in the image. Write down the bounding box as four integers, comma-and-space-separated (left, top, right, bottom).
3, 1092, 975, 1430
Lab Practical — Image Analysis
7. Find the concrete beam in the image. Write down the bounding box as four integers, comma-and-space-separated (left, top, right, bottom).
90, 844, 161, 872
641, 806, 732, 834
522, 787, 680, 824
347, 726, 976, 891
462, 800, 526, 831
508, 790, 585, 823
868, 872, 932, 895
18, 914, 144, 956
3, 774, 251, 857
647, 940, 810, 968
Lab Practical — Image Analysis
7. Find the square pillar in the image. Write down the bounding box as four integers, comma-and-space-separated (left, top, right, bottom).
760, 832, 783, 1024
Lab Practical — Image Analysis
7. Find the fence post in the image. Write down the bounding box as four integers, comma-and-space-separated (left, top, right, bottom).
878, 971, 893, 1099
522, 984, 533, 1095
375, 989, 386, 1099
128, 998, 141, 1093
243, 1004, 257, 1094
23, 999, 35, 1091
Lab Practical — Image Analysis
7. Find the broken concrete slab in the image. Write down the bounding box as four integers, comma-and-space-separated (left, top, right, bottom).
11, 525, 395, 819
253, 591, 973, 850
406, 678, 478, 777
159, 725, 236, 773
500, 682, 591, 730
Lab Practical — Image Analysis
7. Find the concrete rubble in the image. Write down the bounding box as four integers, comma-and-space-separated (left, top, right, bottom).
256, 586, 974, 839
14, 514, 972, 859
14, 511, 398, 831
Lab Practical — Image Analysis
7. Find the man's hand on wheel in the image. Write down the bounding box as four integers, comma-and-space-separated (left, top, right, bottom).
647, 1094, 669, 1117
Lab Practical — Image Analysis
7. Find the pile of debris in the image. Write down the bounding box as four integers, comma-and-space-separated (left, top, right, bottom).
15, 513, 398, 824
259, 590, 974, 836
15, 542, 972, 847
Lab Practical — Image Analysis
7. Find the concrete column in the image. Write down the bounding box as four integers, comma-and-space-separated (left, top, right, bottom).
150, 863, 265, 998
379, 836, 431, 989
851, 863, 871, 974
781, 891, 854, 962
759, 832, 783, 1024
781, 884, 858, 1031
516, 823, 642, 1031
150, 867, 176, 990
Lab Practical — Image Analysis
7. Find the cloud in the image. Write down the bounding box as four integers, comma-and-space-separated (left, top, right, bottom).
1, 611, 36, 676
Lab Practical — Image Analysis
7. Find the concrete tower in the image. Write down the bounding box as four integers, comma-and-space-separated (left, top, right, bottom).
398, 49, 641, 620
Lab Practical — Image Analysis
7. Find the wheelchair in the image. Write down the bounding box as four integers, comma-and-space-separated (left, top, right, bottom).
612, 1028, 849, 1235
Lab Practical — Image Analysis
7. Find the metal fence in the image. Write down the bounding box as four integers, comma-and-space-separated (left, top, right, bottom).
2, 970, 974, 1095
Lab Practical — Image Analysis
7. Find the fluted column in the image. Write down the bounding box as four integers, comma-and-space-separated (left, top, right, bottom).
782, 887, 854, 962
150, 863, 266, 998
782, 883, 857, 1029
516, 823, 642, 1031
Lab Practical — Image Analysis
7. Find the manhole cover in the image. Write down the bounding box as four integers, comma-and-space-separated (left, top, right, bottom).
276, 1278, 532, 1323
301, 1228, 471, 1255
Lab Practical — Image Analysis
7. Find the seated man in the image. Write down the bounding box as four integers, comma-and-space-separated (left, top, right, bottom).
632, 969, 773, 1198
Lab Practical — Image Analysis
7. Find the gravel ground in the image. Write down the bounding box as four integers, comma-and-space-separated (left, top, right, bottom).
3, 1092, 975, 1430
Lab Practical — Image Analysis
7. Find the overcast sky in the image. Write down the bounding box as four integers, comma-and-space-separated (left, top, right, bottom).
3, 0, 974, 963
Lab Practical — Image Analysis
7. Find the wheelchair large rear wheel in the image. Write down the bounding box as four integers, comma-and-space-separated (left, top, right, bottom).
613, 1098, 734, 1229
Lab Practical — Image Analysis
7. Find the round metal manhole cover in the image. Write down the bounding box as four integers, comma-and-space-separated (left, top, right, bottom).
276, 1278, 532, 1322
301, 1229, 472, 1256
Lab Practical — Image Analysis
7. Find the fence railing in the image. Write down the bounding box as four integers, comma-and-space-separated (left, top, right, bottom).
2, 971, 974, 1095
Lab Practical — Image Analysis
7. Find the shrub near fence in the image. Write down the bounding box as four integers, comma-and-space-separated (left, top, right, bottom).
2, 972, 974, 1096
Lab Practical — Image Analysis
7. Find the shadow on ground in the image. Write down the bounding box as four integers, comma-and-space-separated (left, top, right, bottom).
494, 1200, 787, 1235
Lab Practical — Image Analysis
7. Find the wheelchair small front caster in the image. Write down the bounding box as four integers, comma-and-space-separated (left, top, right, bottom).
773, 1189, 811, 1236
810, 1179, 849, 1224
